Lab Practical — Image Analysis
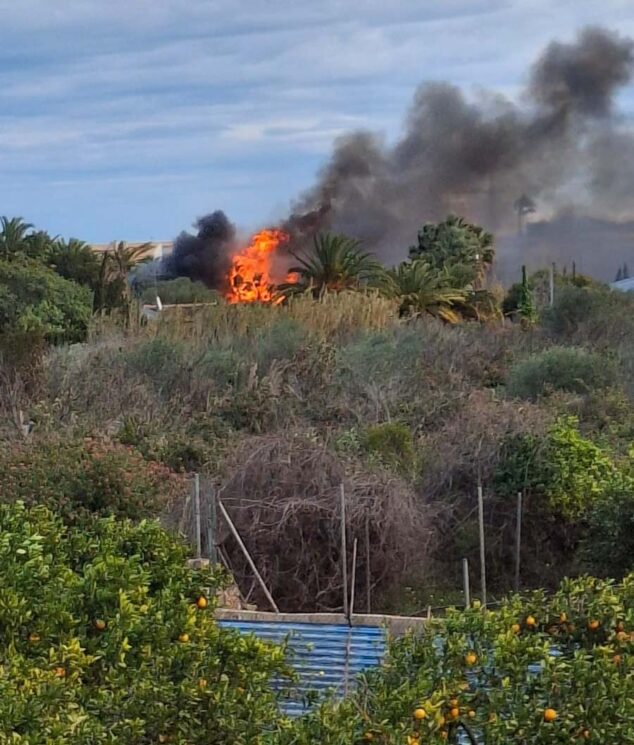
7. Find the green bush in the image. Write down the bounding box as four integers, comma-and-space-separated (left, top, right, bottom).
495, 417, 630, 519
0, 437, 186, 522
583, 484, 634, 578
0, 501, 289, 744
0, 260, 92, 343
506, 346, 615, 400
140, 277, 221, 305
361, 422, 416, 475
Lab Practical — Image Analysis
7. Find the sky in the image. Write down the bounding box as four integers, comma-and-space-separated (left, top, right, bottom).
2, 0, 634, 243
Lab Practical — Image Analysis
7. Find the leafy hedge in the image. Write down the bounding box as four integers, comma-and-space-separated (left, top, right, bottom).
0, 502, 289, 744
0, 437, 186, 522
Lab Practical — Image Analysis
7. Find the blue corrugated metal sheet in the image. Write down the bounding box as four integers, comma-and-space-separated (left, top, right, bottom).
219, 620, 386, 716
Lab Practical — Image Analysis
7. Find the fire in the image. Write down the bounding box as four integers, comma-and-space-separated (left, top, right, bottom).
227, 229, 292, 304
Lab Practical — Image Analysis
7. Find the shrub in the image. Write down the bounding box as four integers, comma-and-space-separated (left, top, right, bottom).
0, 437, 186, 522
506, 346, 615, 400
140, 277, 221, 305
0, 501, 289, 744
0, 259, 92, 343
495, 416, 630, 519
360, 422, 416, 475
583, 484, 634, 578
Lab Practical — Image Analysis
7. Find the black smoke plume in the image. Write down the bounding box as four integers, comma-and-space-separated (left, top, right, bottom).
285, 26, 634, 277
161, 210, 236, 289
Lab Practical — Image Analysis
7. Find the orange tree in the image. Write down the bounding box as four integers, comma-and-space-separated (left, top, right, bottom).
0, 501, 290, 744
272, 575, 633, 744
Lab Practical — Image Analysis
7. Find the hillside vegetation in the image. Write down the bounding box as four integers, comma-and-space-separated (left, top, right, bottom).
1, 214, 634, 741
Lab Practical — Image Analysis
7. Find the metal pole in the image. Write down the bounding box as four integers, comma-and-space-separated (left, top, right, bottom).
217, 499, 280, 613
462, 558, 471, 609
477, 485, 487, 608
549, 262, 555, 307
207, 482, 218, 564
194, 473, 202, 559
514, 492, 523, 593
340, 483, 349, 617
349, 538, 358, 620
365, 513, 371, 614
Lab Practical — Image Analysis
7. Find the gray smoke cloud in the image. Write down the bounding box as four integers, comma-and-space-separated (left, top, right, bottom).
141, 26, 634, 290
286, 26, 634, 274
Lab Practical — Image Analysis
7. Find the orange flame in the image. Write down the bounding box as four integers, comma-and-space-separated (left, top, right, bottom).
227, 229, 292, 304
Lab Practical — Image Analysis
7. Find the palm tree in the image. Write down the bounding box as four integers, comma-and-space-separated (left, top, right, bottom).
381, 260, 466, 323
24, 230, 57, 261
279, 232, 382, 298
48, 238, 100, 291
0, 217, 34, 260
96, 241, 152, 320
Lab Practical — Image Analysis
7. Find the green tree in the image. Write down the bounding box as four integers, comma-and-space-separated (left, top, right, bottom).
0, 260, 92, 343
279, 232, 382, 297
408, 214, 494, 287
0, 501, 290, 745
517, 265, 538, 327
381, 260, 466, 323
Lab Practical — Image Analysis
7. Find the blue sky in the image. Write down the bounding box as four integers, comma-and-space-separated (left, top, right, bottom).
2, 0, 634, 243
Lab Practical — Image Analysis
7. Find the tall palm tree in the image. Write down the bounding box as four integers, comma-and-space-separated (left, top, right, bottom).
0, 217, 34, 261
279, 232, 382, 298
381, 260, 466, 323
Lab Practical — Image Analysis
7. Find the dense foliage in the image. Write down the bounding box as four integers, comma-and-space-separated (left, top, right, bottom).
0, 502, 289, 744
0, 437, 185, 523
0, 260, 92, 343
280, 574, 634, 744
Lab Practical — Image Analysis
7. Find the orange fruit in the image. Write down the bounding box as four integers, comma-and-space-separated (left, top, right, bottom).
567, 623, 576, 634
511, 623, 521, 634
450, 707, 460, 720
468, 710, 476, 719
544, 709, 557, 723
440, 732, 448, 741
94, 619, 106, 631
616, 621, 625, 632
613, 654, 622, 665
616, 631, 628, 642
28, 632, 40, 643
559, 612, 567, 623
582, 730, 591, 740
587, 620, 600, 632
413, 708, 426, 720
196, 596, 208, 609
198, 678, 208, 689
364, 734, 374, 742
54, 667, 66, 678
449, 698, 459, 707
178, 633, 190, 643
525, 615, 536, 628
438, 716, 446, 727
465, 652, 478, 666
